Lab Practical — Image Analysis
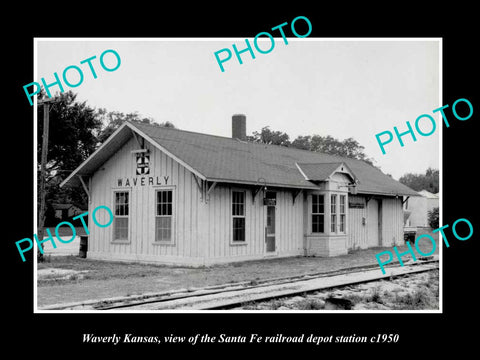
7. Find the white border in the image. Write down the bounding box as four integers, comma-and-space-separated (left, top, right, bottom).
33, 37, 442, 314
33, 39, 38, 312
438, 38, 443, 314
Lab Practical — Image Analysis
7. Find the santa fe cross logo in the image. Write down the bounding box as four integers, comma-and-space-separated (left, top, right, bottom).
136, 154, 150, 175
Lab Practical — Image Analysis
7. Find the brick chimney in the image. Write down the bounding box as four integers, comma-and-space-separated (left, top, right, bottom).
232, 114, 247, 141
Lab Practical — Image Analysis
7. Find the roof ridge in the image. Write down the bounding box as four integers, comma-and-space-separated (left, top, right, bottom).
130, 121, 362, 164
130, 120, 237, 141
297, 161, 344, 165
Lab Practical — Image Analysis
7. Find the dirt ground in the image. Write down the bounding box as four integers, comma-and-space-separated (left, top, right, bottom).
36, 240, 440, 308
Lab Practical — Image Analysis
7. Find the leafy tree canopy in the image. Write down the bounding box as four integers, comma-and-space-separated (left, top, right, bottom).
37, 91, 102, 210
399, 167, 439, 193
38, 91, 102, 178
96, 109, 175, 144
37, 91, 175, 211
247, 126, 290, 147
247, 126, 375, 165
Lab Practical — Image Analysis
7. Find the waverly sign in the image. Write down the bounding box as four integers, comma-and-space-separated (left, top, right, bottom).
116, 175, 170, 187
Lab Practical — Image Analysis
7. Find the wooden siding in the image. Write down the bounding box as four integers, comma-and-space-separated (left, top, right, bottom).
88, 136, 205, 264
88, 136, 303, 265
205, 186, 304, 262
347, 195, 368, 250
86, 134, 404, 265
381, 197, 404, 246
348, 195, 404, 249
367, 199, 379, 247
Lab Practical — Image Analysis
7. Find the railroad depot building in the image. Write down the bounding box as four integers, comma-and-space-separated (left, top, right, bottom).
61, 115, 418, 266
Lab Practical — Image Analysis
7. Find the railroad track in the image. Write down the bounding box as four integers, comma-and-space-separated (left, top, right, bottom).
40, 258, 439, 311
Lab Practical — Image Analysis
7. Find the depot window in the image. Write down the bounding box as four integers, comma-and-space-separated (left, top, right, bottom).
331, 194, 337, 233
312, 194, 325, 233
155, 189, 174, 243
339, 194, 346, 233
113, 191, 129, 241
232, 190, 246, 242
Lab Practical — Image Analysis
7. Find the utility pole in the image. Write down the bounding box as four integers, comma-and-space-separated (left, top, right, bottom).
37, 97, 56, 262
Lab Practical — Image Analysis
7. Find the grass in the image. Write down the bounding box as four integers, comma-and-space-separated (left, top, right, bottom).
37, 244, 423, 283
391, 271, 439, 310
343, 293, 364, 304
37, 255, 179, 283
369, 285, 383, 303
296, 298, 325, 310
241, 299, 285, 310
36, 248, 386, 290
392, 288, 436, 310
238, 270, 439, 311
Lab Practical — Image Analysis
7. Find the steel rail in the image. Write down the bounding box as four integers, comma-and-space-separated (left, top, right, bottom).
95, 260, 438, 311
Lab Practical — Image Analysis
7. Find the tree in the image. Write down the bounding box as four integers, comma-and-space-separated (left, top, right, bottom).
341, 137, 373, 164
399, 167, 439, 193
96, 109, 176, 144
247, 126, 290, 146
249, 127, 375, 165
37, 91, 178, 210
296, 135, 374, 165
428, 207, 439, 229
289, 135, 311, 150
38, 91, 101, 177
37, 91, 103, 209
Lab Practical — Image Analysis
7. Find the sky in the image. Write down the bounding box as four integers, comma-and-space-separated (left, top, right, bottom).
35, 38, 440, 180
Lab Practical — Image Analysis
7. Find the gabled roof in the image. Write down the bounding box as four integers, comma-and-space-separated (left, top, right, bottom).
296, 162, 357, 183
61, 121, 418, 196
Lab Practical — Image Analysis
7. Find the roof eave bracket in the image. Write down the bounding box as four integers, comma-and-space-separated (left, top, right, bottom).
252, 186, 264, 204
292, 189, 302, 205
193, 175, 215, 203
78, 175, 90, 198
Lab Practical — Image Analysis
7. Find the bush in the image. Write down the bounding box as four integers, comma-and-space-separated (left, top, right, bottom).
297, 298, 325, 310
427, 207, 439, 229
393, 288, 437, 310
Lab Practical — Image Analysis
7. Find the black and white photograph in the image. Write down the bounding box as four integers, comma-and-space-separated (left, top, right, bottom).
7, 6, 478, 354
32, 38, 441, 313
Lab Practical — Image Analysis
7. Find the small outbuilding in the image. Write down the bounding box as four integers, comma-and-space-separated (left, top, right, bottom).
61, 115, 418, 266
404, 189, 439, 228
51, 203, 85, 221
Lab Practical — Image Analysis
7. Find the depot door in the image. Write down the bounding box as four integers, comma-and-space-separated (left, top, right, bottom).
265, 192, 276, 253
